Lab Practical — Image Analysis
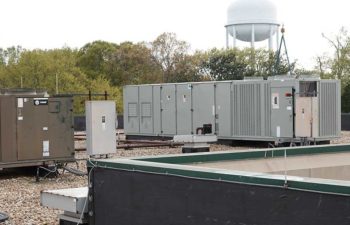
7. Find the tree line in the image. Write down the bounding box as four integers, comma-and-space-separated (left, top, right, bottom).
0, 30, 348, 113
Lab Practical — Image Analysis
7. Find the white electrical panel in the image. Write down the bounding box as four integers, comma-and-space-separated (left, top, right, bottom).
86, 101, 116, 155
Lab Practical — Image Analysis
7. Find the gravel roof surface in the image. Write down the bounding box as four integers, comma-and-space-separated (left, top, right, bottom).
0, 131, 348, 225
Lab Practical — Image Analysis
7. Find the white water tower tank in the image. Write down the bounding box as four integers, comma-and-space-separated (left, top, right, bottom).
225, 0, 280, 49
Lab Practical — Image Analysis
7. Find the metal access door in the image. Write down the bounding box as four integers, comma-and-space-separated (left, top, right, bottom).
17, 97, 49, 161
176, 84, 192, 134
270, 87, 294, 138
48, 97, 74, 158
192, 83, 215, 134
161, 85, 176, 135
215, 82, 231, 137
139, 86, 153, 134
124, 86, 139, 134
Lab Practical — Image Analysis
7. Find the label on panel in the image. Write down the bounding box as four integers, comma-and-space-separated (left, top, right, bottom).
272, 93, 279, 109
43, 140, 50, 157
34, 98, 48, 106
276, 126, 280, 137
102, 116, 106, 130
17, 98, 23, 108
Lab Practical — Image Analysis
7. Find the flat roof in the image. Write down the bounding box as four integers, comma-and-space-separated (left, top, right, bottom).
90, 144, 350, 196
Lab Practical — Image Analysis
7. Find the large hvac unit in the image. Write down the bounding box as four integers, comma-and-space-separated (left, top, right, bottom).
123, 77, 341, 143
0, 89, 74, 169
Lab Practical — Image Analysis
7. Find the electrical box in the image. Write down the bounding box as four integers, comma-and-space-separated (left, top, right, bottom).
86, 101, 116, 155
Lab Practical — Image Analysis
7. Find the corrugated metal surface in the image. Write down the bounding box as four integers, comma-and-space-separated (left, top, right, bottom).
319, 81, 340, 137
263, 83, 271, 136
233, 82, 262, 137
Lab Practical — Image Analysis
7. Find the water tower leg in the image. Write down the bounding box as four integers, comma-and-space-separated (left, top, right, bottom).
276, 27, 280, 51
251, 24, 255, 48
269, 25, 273, 50
232, 27, 236, 48
226, 28, 229, 49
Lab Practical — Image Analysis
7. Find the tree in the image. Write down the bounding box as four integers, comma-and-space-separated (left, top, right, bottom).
105, 42, 162, 86
77, 41, 118, 79
0, 46, 24, 66
150, 32, 190, 82
202, 48, 247, 80
201, 48, 294, 81
320, 27, 350, 81
161, 51, 208, 83
317, 27, 350, 112
87, 76, 123, 114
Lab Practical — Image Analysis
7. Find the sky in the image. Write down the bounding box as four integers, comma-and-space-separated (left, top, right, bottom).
0, 0, 348, 69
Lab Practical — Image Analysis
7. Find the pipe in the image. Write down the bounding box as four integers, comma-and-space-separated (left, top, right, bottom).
63, 166, 87, 176
75, 143, 183, 151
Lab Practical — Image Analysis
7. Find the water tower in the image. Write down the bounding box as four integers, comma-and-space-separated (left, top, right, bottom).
225, 0, 280, 50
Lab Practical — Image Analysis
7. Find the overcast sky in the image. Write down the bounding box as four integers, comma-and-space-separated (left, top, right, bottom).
0, 0, 348, 69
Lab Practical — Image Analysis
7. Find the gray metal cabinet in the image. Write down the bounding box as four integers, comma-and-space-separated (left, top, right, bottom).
271, 87, 294, 138
139, 86, 153, 134
215, 82, 232, 137
123, 86, 139, 134
153, 86, 161, 135
123, 78, 341, 143
192, 83, 215, 133
319, 81, 341, 137
176, 84, 192, 134
161, 85, 176, 135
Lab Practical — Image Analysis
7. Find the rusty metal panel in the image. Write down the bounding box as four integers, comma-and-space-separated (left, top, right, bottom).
48, 97, 74, 158
0, 96, 17, 163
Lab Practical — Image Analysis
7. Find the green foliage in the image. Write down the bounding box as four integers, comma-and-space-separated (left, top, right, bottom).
105, 42, 162, 86
0, 32, 315, 115
77, 41, 118, 80
87, 76, 123, 114
0, 46, 121, 114
0, 46, 23, 66
151, 32, 194, 82
201, 48, 294, 81
317, 27, 350, 112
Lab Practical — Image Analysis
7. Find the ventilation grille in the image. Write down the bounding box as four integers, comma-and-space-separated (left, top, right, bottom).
264, 83, 271, 136
128, 103, 138, 117
319, 82, 338, 136
233, 83, 262, 136
141, 102, 152, 117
